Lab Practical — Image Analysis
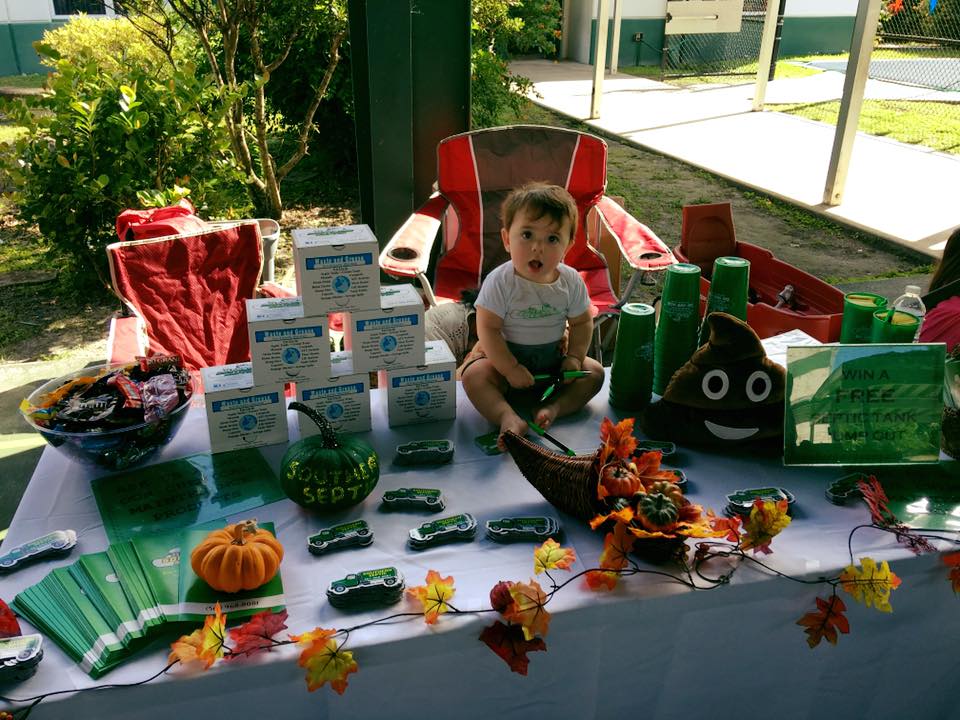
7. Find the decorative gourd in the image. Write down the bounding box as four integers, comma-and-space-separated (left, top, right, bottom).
647, 480, 684, 509
281, 402, 380, 512
190, 520, 284, 593
599, 462, 643, 497
635, 492, 680, 532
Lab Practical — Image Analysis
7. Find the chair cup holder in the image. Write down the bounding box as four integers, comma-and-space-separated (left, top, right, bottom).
388, 247, 420, 262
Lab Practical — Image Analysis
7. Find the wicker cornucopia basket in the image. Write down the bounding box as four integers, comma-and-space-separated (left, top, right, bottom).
501, 431, 603, 521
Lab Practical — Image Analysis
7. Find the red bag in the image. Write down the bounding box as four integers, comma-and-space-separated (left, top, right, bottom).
115, 199, 208, 242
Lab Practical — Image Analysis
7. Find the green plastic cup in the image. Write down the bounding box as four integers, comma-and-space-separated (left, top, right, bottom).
609, 303, 655, 409
840, 292, 888, 343
870, 308, 919, 343
654, 263, 701, 395
699, 256, 750, 345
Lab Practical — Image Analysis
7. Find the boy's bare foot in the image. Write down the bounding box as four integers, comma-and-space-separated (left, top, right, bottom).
498, 411, 529, 450
534, 404, 559, 431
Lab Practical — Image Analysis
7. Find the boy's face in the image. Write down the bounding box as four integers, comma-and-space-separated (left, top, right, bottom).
501, 208, 573, 284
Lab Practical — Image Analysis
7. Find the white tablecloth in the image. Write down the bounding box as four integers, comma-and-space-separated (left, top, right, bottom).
2, 377, 957, 719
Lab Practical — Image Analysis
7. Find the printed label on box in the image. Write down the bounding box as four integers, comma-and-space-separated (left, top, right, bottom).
293, 225, 380, 315
384, 340, 456, 427
347, 285, 426, 373
297, 379, 370, 435
248, 317, 330, 385
204, 379, 288, 453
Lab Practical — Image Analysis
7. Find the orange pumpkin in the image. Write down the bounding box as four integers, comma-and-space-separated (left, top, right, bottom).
599, 462, 643, 497
190, 520, 284, 593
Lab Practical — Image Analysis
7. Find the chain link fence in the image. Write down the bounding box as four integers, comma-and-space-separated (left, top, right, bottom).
660, 0, 768, 79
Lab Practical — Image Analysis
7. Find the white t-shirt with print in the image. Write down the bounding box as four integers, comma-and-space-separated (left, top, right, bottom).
475, 261, 590, 345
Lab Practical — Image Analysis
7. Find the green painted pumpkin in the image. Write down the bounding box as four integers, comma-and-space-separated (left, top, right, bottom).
281, 402, 379, 512
635, 492, 679, 532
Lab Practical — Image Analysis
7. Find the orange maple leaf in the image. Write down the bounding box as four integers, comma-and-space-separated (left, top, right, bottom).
168, 602, 227, 668
943, 552, 960, 593
590, 504, 634, 529
586, 523, 634, 591
407, 569, 455, 624
598, 417, 637, 464
479, 620, 547, 675
504, 579, 551, 640
225, 609, 288, 661
632, 451, 679, 491
707, 509, 743, 543
534, 538, 576, 574
294, 632, 358, 694
741, 499, 791, 554
796, 595, 850, 648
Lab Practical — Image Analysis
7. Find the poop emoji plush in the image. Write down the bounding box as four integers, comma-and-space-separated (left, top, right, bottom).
641, 312, 786, 447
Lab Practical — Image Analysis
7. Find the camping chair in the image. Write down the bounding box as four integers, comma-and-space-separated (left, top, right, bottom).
106, 221, 292, 370
378, 125, 675, 360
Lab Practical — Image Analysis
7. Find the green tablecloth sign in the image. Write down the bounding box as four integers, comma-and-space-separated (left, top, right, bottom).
784, 344, 945, 465
92, 449, 285, 543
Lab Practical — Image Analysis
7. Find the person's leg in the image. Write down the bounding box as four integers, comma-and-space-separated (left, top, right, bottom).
533, 357, 604, 430
461, 358, 528, 445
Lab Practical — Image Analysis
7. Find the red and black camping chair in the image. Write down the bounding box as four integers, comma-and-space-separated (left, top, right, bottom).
378, 125, 676, 360
106, 202, 293, 370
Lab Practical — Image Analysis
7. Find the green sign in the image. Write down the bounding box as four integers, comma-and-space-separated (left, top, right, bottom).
92, 449, 285, 543
784, 344, 945, 465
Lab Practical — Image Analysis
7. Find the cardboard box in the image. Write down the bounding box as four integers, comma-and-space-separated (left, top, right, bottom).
346, 284, 425, 373
201, 362, 288, 454
246, 296, 330, 386
382, 340, 457, 427
292, 224, 380, 316
295, 351, 371, 435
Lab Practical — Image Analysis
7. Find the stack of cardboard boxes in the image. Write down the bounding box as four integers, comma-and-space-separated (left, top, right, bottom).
201, 224, 456, 454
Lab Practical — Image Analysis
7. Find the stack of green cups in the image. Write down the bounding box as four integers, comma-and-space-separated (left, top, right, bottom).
699, 256, 750, 345
870, 308, 919, 343
609, 303, 655, 409
653, 263, 701, 395
839, 292, 887, 343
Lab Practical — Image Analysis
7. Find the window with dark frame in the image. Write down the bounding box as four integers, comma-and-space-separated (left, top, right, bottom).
52, 0, 107, 15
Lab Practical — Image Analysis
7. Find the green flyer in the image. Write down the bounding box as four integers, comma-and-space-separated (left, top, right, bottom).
92, 449, 286, 543
785, 344, 945, 465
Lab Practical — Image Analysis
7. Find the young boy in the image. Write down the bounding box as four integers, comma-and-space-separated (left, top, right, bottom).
461, 182, 604, 444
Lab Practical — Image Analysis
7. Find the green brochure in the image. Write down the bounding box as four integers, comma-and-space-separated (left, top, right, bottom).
178, 522, 285, 622
92, 449, 286, 544
107, 541, 164, 630
875, 462, 960, 531
131, 532, 185, 622
785, 344, 945, 465
70, 552, 146, 646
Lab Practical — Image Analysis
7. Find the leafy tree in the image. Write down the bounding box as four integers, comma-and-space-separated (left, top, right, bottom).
118, 0, 349, 219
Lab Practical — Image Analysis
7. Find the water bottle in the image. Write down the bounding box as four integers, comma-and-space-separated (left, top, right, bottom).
891, 284, 926, 341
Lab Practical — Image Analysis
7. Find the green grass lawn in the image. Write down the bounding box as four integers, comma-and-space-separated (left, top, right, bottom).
0, 73, 45, 89
622, 58, 820, 86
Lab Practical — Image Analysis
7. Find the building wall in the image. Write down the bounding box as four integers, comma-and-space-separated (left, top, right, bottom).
566, 0, 860, 67
0, 0, 112, 75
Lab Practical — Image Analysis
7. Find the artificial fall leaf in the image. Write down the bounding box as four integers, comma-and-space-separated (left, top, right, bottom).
407, 569, 455, 624
625, 501, 724, 541
290, 627, 336, 647
168, 603, 228, 668
859, 475, 894, 527
590, 504, 634, 530
534, 538, 576, 574
503, 579, 551, 640
479, 620, 547, 676
840, 557, 902, 613
585, 522, 635, 591
741, 499, 791, 555
943, 552, 960, 594
225, 609, 288, 661
0, 599, 21, 638
707, 510, 743, 543
598, 417, 637, 464
584, 569, 620, 591
796, 595, 850, 649
632, 450, 679, 492
296, 635, 358, 694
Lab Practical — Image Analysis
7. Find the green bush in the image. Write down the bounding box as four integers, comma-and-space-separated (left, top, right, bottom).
3, 40, 247, 290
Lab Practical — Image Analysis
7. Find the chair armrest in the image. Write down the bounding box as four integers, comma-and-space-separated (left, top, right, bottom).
595, 195, 676, 271
257, 281, 295, 299
107, 315, 147, 364
379, 192, 449, 279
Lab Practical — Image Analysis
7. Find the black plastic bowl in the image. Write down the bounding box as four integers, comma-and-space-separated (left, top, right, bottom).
21, 362, 193, 471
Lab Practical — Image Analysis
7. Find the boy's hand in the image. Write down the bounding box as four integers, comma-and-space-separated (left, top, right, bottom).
505, 363, 535, 389
560, 355, 583, 383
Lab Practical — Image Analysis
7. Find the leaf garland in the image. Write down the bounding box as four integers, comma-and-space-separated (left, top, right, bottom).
857, 476, 936, 555
840, 557, 902, 613
586, 521, 635, 591
407, 570, 456, 625
533, 538, 576, 574
741, 499, 791, 555
291, 629, 357, 694
503, 580, 551, 641
168, 602, 227, 668
479, 621, 547, 675
943, 552, 960, 593
225, 609, 289, 661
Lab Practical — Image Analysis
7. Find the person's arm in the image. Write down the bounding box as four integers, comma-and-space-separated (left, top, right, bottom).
476, 306, 534, 388
561, 309, 593, 380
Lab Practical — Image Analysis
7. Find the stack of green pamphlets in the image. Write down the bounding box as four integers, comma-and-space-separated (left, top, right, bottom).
13, 523, 284, 677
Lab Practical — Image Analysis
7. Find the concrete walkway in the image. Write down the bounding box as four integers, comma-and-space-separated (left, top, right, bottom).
512, 59, 960, 258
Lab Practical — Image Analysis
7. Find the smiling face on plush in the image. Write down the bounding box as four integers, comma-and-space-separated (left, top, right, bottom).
641, 312, 786, 447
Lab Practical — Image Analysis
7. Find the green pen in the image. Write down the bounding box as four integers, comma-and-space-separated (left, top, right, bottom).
532, 371, 591, 382
526, 420, 576, 457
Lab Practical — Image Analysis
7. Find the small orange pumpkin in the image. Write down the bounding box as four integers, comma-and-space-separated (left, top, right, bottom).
600, 462, 643, 497
190, 520, 284, 593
